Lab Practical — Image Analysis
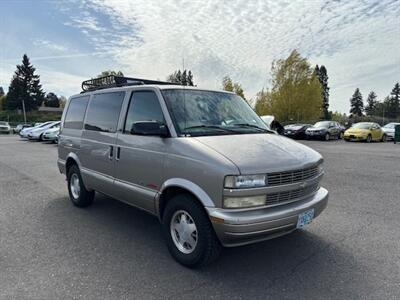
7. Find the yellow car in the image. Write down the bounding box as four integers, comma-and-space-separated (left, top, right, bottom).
344, 122, 387, 142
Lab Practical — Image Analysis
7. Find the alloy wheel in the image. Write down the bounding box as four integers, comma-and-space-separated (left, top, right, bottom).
170, 210, 198, 254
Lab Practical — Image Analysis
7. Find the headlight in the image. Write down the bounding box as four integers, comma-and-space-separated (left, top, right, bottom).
223, 195, 266, 208
224, 174, 266, 188
318, 162, 324, 174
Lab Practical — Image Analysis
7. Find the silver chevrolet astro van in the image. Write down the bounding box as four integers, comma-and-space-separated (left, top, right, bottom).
58, 76, 328, 267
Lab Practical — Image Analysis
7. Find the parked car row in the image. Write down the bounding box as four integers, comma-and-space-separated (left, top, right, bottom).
280, 120, 396, 143
18, 121, 60, 143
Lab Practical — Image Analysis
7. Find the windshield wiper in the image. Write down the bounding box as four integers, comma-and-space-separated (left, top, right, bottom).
230, 123, 274, 133
183, 125, 242, 134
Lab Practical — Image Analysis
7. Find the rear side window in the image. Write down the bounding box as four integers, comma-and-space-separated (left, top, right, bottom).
64, 96, 89, 129
85, 92, 125, 133
124, 91, 165, 133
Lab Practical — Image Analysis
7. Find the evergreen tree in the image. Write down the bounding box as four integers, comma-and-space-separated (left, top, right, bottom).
365, 91, 378, 116
6, 54, 44, 111
387, 82, 400, 118
349, 88, 364, 117
187, 71, 194, 86
181, 70, 188, 86
44, 92, 60, 107
315, 65, 330, 119
167, 69, 194, 86
0, 86, 4, 97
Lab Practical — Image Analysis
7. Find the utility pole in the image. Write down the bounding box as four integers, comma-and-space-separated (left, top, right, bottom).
22, 99, 27, 124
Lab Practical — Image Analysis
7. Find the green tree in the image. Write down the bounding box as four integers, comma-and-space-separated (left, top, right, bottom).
6, 54, 45, 111
222, 76, 246, 100
387, 82, 400, 119
167, 69, 194, 86
97, 70, 124, 77
258, 50, 321, 122
365, 91, 378, 116
44, 92, 60, 107
0, 86, 4, 97
0, 95, 6, 111
315, 65, 330, 119
254, 89, 271, 115
349, 88, 364, 117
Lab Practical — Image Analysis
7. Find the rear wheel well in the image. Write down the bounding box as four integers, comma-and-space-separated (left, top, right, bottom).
158, 187, 205, 220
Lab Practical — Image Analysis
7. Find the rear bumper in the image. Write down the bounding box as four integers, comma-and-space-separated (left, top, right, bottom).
207, 187, 328, 247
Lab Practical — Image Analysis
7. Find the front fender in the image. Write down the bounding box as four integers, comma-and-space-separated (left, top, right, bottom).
156, 178, 216, 218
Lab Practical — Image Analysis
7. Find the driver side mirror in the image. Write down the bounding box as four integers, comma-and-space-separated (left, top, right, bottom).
131, 121, 169, 137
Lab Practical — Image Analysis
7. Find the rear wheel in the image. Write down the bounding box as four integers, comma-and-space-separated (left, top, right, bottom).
381, 134, 387, 142
324, 133, 330, 141
162, 194, 221, 268
67, 164, 94, 207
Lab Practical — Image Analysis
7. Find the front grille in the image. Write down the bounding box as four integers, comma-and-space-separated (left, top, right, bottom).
267, 165, 320, 186
265, 183, 319, 206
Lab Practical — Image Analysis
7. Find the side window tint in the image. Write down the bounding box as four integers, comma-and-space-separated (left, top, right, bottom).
124, 91, 165, 133
85, 92, 125, 133
64, 96, 89, 129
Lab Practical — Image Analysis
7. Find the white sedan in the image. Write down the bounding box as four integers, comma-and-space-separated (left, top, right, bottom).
382, 123, 400, 140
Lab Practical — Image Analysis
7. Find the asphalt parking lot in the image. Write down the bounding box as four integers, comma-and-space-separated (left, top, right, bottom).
1, 135, 399, 299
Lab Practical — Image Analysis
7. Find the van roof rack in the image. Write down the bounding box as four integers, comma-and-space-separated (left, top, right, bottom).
81, 75, 179, 92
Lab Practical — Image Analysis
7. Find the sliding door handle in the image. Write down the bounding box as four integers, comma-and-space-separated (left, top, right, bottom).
116, 147, 121, 161
108, 145, 114, 160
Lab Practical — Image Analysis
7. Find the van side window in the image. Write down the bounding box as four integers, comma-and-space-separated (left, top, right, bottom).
124, 91, 165, 133
64, 96, 89, 129
85, 92, 125, 133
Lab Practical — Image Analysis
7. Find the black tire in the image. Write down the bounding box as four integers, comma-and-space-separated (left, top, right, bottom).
381, 134, 387, 142
162, 194, 222, 268
67, 164, 94, 207
366, 134, 372, 143
324, 133, 330, 141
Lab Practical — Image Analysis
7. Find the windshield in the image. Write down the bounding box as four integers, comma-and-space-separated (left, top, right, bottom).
313, 121, 330, 128
351, 123, 372, 129
162, 89, 269, 136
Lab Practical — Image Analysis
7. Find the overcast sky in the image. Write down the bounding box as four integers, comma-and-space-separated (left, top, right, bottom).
0, 0, 399, 113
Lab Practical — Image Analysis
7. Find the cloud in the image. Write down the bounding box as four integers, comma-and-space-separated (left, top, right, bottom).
12, 0, 400, 112
32, 39, 68, 52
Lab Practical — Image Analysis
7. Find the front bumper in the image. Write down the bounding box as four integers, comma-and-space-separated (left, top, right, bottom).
43, 134, 56, 141
306, 132, 325, 139
207, 187, 328, 247
343, 134, 367, 141
0, 128, 11, 134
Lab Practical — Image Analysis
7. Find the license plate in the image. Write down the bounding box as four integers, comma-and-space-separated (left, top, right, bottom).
297, 209, 314, 228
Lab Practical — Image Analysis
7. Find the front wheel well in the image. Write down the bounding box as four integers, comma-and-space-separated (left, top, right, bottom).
65, 157, 78, 175
158, 187, 206, 220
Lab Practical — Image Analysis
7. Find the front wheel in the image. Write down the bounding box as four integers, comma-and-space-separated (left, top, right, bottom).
67, 165, 94, 207
324, 133, 330, 141
339, 132, 344, 139
366, 135, 372, 143
162, 194, 222, 268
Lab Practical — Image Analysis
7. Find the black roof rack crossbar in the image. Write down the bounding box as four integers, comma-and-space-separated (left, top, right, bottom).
81, 75, 180, 92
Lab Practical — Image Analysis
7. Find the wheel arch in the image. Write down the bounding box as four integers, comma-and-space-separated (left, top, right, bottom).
156, 178, 215, 220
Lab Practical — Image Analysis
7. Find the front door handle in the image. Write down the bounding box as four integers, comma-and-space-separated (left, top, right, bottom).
109, 145, 114, 160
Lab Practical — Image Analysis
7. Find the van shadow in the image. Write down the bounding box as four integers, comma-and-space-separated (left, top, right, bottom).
42, 194, 363, 297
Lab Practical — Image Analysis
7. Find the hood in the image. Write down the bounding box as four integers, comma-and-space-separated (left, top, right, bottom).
194, 134, 322, 174
382, 128, 394, 133
346, 128, 369, 134
307, 127, 326, 132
